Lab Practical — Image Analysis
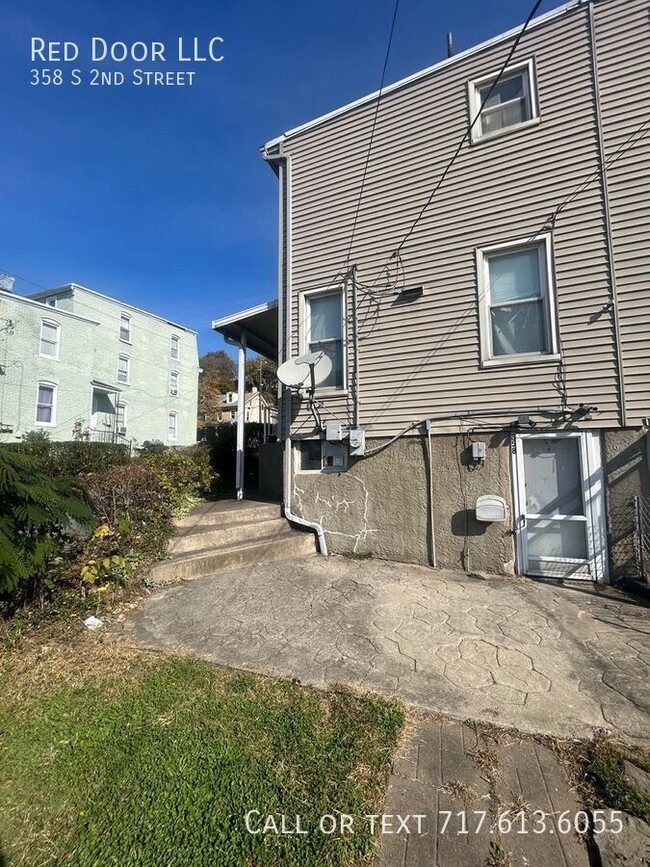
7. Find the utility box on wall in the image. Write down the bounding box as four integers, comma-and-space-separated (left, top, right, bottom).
322, 441, 347, 472
476, 495, 508, 523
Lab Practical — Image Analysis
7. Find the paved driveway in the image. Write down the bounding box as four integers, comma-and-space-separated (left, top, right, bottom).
131, 556, 650, 741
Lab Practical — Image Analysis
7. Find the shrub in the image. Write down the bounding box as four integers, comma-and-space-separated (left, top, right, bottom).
0, 447, 94, 600
14, 432, 130, 476
142, 448, 212, 515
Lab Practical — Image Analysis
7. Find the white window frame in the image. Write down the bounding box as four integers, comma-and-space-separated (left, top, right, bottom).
117, 354, 131, 385
168, 411, 178, 442
170, 334, 180, 360
116, 402, 128, 433
299, 283, 347, 395
476, 233, 559, 368
170, 370, 179, 397
35, 381, 57, 426
119, 312, 132, 343
468, 59, 539, 145
39, 319, 61, 360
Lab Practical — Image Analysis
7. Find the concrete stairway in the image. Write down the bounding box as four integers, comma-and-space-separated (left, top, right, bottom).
147, 500, 317, 585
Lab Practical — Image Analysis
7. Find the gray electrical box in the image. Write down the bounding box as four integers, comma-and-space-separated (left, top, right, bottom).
325, 422, 343, 442
322, 441, 347, 472
349, 428, 365, 456
471, 441, 487, 461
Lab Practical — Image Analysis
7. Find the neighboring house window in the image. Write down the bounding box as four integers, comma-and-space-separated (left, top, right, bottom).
35, 382, 57, 425
170, 370, 179, 396
469, 60, 538, 143
229, 411, 235, 420
303, 287, 345, 389
476, 234, 558, 365
168, 411, 178, 442
171, 335, 180, 360
119, 313, 132, 343
117, 354, 130, 384
116, 403, 127, 433
297, 440, 322, 472
39, 320, 60, 358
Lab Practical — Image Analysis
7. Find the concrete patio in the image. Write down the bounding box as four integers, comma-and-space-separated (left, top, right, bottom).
131, 556, 650, 742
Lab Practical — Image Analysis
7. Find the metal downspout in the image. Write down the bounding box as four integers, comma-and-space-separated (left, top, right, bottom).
587, 0, 627, 427
351, 265, 360, 429
277, 156, 328, 554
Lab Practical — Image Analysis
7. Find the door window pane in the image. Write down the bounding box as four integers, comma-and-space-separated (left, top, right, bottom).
523, 438, 584, 515
526, 518, 588, 560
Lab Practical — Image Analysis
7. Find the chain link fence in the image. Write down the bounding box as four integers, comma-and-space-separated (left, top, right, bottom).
634, 496, 650, 584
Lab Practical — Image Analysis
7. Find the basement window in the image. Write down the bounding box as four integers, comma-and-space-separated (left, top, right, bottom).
297, 440, 322, 472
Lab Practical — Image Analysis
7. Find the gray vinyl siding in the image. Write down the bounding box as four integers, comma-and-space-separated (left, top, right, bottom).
594, 0, 650, 425
280, 0, 640, 438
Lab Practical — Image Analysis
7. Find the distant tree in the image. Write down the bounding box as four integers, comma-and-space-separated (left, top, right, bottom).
197, 351, 236, 426
246, 356, 278, 404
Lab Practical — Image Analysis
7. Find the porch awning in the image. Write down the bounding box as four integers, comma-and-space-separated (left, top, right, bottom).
212, 300, 278, 361
91, 380, 122, 394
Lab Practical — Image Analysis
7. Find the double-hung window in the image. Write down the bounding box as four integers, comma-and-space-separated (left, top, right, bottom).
119, 313, 132, 343
171, 335, 180, 360
469, 60, 538, 143
35, 382, 57, 425
117, 354, 130, 384
477, 235, 558, 366
116, 403, 127, 433
303, 288, 345, 390
39, 320, 60, 358
168, 411, 178, 442
170, 370, 179, 396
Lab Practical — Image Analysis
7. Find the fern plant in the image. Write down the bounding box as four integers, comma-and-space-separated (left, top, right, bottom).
0, 447, 94, 597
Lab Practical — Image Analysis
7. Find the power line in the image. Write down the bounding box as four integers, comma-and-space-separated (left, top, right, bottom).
345, 0, 402, 266
392, 0, 544, 258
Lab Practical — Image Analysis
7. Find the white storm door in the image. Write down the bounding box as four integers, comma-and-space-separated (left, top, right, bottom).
514, 432, 608, 582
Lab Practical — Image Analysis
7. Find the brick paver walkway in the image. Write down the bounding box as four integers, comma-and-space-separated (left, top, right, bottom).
131, 556, 650, 741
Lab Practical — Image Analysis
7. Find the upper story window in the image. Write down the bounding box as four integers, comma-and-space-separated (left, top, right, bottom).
302, 287, 345, 390
117, 354, 130, 384
171, 334, 180, 360
168, 411, 178, 442
468, 60, 538, 143
35, 382, 57, 425
476, 234, 558, 366
119, 313, 132, 343
170, 370, 179, 396
39, 319, 60, 359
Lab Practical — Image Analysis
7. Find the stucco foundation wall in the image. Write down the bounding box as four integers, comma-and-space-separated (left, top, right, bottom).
602, 429, 650, 581
292, 433, 515, 573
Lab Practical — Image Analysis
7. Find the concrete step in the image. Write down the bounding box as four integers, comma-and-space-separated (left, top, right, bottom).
148, 531, 317, 586
175, 501, 282, 529
169, 517, 291, 555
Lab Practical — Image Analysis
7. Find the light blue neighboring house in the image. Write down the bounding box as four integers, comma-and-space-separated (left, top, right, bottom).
0, 282, 199, 447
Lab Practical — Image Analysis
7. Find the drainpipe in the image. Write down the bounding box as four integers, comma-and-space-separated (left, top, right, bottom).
587, 0, 627, 427
235, 334, 247, 500
276, 154, 328, 553
351, 265, 360, 429
425, 419, 437, 568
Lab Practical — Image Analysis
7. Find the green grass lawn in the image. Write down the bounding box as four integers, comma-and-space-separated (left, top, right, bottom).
0, 641, 403, 867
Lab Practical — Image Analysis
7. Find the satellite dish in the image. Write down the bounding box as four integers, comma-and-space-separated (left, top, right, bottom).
277, 351, 332, 390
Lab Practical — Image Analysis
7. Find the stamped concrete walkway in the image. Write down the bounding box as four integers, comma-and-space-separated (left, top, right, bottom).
131, 556, 650, 742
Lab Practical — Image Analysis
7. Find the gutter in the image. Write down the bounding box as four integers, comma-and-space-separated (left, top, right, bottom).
274, 155, 328, 554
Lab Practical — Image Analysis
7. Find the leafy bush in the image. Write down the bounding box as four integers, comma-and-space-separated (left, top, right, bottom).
14, 431, 130, 476
142, 447, 212, 514
0, 447, 94, 600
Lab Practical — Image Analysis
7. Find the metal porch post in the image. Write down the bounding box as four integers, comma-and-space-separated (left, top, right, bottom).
235, 334, 247, 500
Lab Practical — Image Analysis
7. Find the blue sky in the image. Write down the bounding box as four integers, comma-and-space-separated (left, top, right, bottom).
1, 0, 538, 355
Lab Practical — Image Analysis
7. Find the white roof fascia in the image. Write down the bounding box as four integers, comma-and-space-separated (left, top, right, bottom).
211, 299, 278, 330
263, 0, 582, 150
0, 290, 100, 324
